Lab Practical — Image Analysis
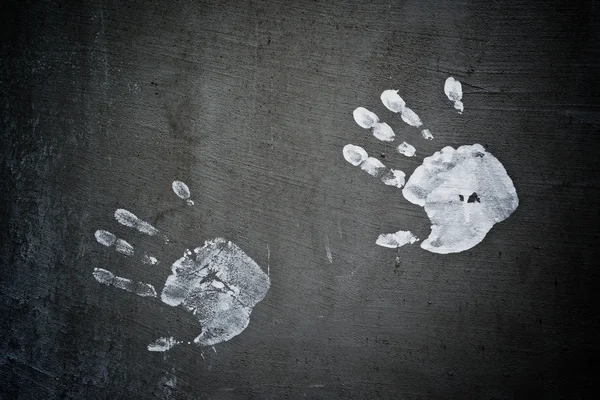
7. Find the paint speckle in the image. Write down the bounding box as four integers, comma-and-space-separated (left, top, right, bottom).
444, 77, 464, 113
164, 375, 177, 389
376, 230, 419, 248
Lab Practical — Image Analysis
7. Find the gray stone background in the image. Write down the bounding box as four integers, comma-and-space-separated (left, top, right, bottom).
1, 0, 598, 398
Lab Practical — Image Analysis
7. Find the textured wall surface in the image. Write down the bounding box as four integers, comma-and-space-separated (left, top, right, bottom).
1, 0, 598, 398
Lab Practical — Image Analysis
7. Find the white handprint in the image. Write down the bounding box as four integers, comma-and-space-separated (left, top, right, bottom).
343, 77, 519, 254
92, 181, 270, 351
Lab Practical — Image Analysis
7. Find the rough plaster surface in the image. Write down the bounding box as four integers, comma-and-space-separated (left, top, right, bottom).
1, 0, 599, 398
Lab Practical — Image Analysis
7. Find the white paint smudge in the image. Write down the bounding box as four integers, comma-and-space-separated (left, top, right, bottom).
114, 209, 159, 236
92, 268, 157, 297
148, 337, 180, 352
172, 180, 194, 206
161, 238, 270, 346
381, 169, 406, 188
402, 144, 519, 254
376, 230, 419, 248
421, 129, 434, 140
353, 107, 395, 142
444, 77, 464, 113
397, 142, 416, 157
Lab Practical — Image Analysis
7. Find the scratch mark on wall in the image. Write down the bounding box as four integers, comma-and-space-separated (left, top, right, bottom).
266, 244, 270, 276
325, 235, 333, 263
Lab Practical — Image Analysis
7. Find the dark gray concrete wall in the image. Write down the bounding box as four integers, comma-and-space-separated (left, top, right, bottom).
1, 0, 598, 398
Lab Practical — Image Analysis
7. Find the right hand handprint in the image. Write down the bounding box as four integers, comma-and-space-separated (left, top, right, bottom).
343, 78, 519, 254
